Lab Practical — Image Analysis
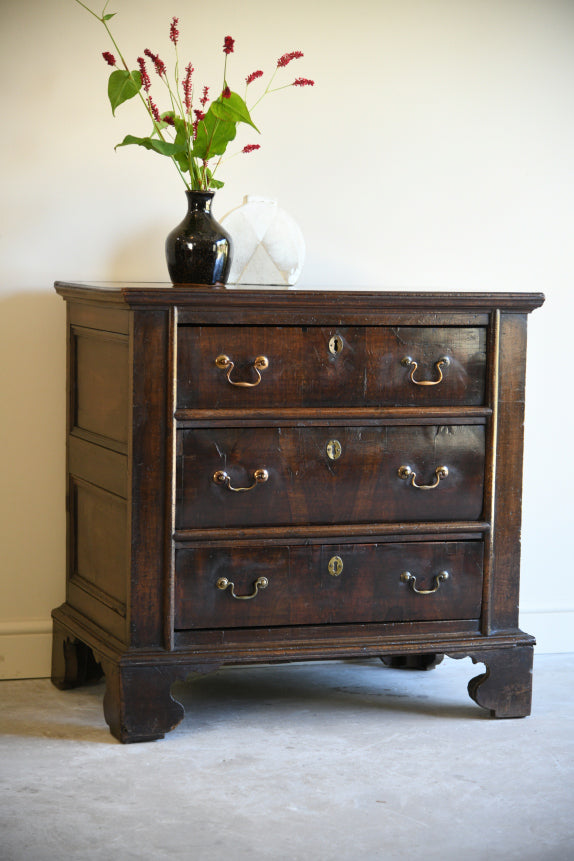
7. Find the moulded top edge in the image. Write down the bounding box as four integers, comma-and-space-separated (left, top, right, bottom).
53, 281, 546, 313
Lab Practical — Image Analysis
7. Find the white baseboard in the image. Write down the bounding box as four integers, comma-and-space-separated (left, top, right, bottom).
519, 610, 574, 655
0, 612, 571, 680
0, 620, 52, 680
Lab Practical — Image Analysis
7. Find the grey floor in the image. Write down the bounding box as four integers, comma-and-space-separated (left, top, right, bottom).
1, 653, 573, 861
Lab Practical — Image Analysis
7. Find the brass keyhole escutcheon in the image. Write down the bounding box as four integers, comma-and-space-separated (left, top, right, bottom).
328, 556, 344, 577
329, 334, 344, 356
326, 439, 342, 461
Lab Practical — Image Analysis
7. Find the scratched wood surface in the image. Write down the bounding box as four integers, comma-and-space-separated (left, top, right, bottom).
177, 325, 487, 409
174, 540, 484, 629
51, 284, 543, 741
176, 424, 486, 528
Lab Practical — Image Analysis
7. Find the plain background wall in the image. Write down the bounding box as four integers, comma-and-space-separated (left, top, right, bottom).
1, 0, 573, 677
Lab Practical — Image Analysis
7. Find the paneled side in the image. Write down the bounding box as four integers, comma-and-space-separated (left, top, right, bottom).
71, 325, 129, 450
68, 300, 130, 335
67, 477, 128, 641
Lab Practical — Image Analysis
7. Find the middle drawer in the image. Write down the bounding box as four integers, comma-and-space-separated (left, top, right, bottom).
176, 424, 485, 529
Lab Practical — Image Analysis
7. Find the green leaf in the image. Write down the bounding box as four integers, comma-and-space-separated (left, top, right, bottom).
192, 108, 237, 160
202, 167, 225, 189
211, 91, 259, 132
115, 134, 186, 160
102, 12, 116, 20
108, 69, 142, 116
168, 116, 193, 173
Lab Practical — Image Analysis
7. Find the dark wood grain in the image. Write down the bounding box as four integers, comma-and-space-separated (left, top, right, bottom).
128, 309, 170, 649
51, 283, 543, 741
454, 646, 533, 717
177, 325, 487, 409
71, 326, 129, 445
489, 312, 529, 633
176, 424, 485, 528
101, 660, 185, 743
175, 540, 483, 629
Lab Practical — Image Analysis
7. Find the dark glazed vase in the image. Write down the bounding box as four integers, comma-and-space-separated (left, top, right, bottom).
165, 190, 233, 286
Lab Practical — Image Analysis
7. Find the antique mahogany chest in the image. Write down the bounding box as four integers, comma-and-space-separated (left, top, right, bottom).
51, 283, 544, 742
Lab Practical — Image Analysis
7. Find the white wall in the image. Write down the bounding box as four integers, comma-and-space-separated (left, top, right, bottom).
1, 0, 573, 676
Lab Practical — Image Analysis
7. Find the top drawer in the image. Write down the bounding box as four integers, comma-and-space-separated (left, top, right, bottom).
177, 325, 487, 410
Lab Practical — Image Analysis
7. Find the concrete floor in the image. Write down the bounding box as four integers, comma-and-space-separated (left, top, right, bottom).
1, 653, 573, 861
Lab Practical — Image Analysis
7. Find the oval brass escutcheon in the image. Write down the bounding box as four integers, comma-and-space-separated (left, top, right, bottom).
328, 334, 344, 356
328, 556, 344, 577
326, 439, 343, 460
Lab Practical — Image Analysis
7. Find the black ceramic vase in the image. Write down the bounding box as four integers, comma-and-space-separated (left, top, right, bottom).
165, 190, 233, 286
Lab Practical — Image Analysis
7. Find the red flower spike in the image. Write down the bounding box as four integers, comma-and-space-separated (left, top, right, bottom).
148, 97, 161, 123
222, 86, 231, 99
102, 51, 116, 66
277, 51, 304, 68
293, 78, 314, 87
242, 144, 261, 154
144, 48, 166, 77
200, 85, 210, 107
223, 36, 235, 54
162, 113, 176, 126
170, 17, 179, 45
194, 109, 205, 122
182, 62, 193, 111
137, 56, 151, 92
246, 70, 264, 85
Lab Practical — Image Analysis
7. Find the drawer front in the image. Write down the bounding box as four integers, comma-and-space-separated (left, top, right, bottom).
176, 425, 485, 529
174, 540, 484, 629
177, 326, 487, 410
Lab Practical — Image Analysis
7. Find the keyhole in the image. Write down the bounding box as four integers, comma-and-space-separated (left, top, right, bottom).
329, 334, 344, 356
326, 439, 342, 460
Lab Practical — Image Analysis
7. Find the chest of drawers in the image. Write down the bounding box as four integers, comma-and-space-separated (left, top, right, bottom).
51, 283, 544, 742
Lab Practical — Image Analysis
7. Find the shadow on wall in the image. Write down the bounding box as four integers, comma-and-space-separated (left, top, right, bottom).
0, 290, 67, 610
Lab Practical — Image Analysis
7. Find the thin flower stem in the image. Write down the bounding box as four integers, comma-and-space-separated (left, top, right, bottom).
248, 66, 279, 112
266, 83, 297, 93
211, 154, 224, 179
74, 0, 102, 22
74, 1, 191, 189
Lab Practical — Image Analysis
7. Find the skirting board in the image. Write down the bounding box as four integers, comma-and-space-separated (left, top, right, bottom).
0, 613, 572, 679
0, 620, 52, 680
519, 610, 574, 656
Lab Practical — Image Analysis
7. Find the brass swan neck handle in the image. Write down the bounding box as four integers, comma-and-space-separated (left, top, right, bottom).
213, 469, 269, 492
216, 577, 269, 600
401, 570, 449, 595
402, 355, 450, 386
397, 465, 449, 490
215, 354, 269, 387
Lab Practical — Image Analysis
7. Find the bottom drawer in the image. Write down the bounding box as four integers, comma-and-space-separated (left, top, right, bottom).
174, 541, 483, 629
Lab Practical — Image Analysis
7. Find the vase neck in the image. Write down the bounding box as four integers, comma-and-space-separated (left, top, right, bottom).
186, 190, 214, 214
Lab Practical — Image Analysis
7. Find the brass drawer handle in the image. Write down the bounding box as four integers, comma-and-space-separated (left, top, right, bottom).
216, 576, 269, 600
398, 464, 448, 490
215, 354, 269, 387
213, 469, 269, 493
402, 355, 450, 386
401, 570, 449, 595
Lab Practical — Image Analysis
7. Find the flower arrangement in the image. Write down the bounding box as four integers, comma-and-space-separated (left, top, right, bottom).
75, 1, 314, 191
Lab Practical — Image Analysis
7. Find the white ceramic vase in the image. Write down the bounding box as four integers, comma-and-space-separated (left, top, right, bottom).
220, 195, 305, 286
